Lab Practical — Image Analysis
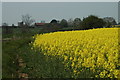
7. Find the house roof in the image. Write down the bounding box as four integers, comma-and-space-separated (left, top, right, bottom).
35, 23, 46, 26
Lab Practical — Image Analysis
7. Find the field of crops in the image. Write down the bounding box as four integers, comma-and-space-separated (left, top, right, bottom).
32, 28, 120, 78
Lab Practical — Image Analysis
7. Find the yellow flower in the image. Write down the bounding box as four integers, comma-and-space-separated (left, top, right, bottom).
71, 62, 75, 67
64, 56, 68, 61
70, 57, 73, 60
74, 70, 77, 73
31, 28, 119, 78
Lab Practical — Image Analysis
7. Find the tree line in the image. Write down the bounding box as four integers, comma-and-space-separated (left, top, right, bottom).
45, 15, 117, 32
50, 15, 117, 28
2, 14, 118, 34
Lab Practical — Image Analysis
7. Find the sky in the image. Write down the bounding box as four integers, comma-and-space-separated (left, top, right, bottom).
0, 2, 1, 26
1, 2, 119, 26
1, 0, 120, 2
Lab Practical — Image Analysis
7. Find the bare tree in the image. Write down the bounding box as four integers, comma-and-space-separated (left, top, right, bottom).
73, 18, 81, 27
103, 17, 117, 27
22, 14, 35, 27
21, 14, 35, 33
68, 18, 74, 27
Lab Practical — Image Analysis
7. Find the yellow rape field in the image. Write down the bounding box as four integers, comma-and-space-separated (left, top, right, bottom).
32, 28, 120, 78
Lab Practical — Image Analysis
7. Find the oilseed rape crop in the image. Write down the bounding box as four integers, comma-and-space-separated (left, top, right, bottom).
31, 28, 120, 78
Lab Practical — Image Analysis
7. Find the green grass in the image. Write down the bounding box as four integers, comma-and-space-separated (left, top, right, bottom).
2, 27, 42, 38
3, 41, 19, 78
18, 44, 66, 78
2, 27, 85, 78
2, 27, 68, 78
2, 37, 33, 78
2, 28, 41, 78
3, 27, 111, 78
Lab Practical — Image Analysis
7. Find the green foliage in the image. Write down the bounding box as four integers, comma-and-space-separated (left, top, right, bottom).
60, 19, 68, 28
80, 15, 106, 29
73, 18, 81, 27
2, 28, 41, 38
2, 26, 13, 34
20, 48, 67, 78
50, 19, 58, 24
2, 36, 33, 78
2, 27, 41, 78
